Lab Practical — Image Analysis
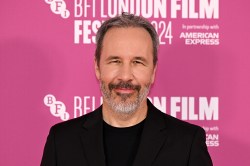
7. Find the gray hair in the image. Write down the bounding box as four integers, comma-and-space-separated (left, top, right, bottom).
95, 12, 159, 66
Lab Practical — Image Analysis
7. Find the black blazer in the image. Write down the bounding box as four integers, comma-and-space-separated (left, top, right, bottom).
41, 100, 212, 166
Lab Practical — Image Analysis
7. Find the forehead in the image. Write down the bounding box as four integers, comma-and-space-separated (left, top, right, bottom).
103, 27, 152, 44
101, 27, 153, 57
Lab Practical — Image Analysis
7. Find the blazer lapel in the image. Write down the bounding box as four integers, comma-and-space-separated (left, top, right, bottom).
133, 100, 169, 166
80, 107, 106, 166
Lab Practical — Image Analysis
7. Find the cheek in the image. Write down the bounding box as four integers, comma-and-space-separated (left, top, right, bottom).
133, 69, 155, 84
99, 67, 119, 82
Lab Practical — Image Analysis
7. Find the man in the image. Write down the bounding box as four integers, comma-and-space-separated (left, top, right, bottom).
41, 13, 213, 166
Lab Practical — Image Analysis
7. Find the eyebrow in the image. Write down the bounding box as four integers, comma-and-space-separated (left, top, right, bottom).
105, 56, 148, 63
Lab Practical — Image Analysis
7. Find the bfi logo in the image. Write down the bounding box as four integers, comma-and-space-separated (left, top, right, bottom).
45, 0, 70, 18
44, 94, 70, 121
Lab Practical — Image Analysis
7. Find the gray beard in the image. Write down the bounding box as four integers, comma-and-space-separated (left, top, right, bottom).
100, 81, 150, 114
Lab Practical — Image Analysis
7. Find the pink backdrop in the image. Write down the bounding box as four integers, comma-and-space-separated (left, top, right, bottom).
1, 0, 250, 165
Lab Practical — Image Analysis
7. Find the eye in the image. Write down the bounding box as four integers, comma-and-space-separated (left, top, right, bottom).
109, 59, 121, 64
133, 60, 144, 65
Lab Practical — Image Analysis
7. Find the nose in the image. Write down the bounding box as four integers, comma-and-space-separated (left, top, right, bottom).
117, 63, 134, 82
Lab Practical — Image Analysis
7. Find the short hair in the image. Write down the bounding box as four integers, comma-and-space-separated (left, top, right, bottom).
95, 12, 159, 66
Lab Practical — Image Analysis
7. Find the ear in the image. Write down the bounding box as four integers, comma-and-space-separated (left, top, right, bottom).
150, 64, 157, 84
94, 59, 101, 80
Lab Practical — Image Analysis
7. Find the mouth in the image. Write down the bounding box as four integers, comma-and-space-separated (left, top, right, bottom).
109, 81, 141, 96
114, 88, 135, 94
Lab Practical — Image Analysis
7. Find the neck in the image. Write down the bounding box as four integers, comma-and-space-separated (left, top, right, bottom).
102, 99, 148, 127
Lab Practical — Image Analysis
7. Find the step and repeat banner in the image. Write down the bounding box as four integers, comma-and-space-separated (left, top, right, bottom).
1, 0, 250, 165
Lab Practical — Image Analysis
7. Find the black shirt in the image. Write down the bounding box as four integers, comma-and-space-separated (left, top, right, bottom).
103, 120, 145, 166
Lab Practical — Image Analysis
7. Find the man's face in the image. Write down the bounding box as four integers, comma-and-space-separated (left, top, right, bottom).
95, 27, 157, 114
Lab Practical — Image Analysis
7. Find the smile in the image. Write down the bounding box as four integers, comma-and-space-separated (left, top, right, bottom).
114, 88, 135, 94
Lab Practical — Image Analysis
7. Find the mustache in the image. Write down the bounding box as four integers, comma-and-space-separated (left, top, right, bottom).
108, 81, 141, 91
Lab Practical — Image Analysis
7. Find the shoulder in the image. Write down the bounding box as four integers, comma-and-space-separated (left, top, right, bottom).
163, 112, 205, 136
150, 107, 207, 151
50, 106, 102, 134
148, 100, 204, 136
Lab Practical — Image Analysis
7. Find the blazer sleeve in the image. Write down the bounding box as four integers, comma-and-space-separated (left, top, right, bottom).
188, 127, 213, 166
41, 127, 57, 166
